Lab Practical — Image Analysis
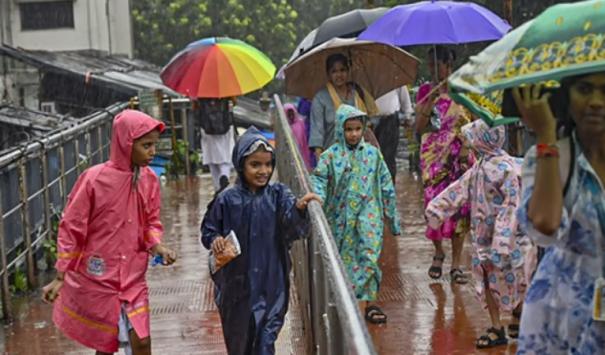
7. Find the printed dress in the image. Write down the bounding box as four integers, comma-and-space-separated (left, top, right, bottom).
417, 83, 474, 241
311, 104, 401, 301
426, 120, 535, 312
517, 136, 605, 354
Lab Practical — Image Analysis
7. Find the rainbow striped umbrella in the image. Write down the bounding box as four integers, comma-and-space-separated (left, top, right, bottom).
160, 37, 276, 98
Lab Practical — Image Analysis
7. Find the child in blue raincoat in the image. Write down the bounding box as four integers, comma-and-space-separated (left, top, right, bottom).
201, 126, 319, 355
311, 104, 401, 324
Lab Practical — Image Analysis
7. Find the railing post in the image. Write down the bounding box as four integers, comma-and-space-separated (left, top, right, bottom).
98, 125, 104, 161
41, 146, 52, 253
18, 159, 36, 289
74, 137, 81, 174
59, 144, 67, 206
0, 188, 13, 322
182, 107, 191, 176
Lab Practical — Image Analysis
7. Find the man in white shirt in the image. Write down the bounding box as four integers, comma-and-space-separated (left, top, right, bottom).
372, 86, 413, 183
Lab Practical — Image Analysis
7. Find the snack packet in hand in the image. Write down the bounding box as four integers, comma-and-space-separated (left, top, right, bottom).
210, 230, 241, 274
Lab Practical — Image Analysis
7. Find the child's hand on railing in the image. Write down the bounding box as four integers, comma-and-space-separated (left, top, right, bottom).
296, 193, 322, 210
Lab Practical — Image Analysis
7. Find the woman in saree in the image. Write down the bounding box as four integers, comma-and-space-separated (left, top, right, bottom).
415, 46, 475, 284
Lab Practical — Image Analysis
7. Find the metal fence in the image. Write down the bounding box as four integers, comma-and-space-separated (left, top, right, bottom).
0, 102, 126, 320
273, 95, 377, 355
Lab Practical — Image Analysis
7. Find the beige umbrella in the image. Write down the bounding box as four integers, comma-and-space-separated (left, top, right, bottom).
284, 38, 419, 100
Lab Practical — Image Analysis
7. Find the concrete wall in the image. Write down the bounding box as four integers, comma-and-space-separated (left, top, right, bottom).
5, 0, 133, 57
0, 56, 40, 110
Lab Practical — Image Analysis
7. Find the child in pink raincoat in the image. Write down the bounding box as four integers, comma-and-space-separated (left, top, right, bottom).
284, 103, 312, 170
42, 110, 177, 355
425, 120, 537, 349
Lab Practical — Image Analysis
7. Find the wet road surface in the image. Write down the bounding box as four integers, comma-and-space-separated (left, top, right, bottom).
0, 170, 516, 354
0, 176, 304, 355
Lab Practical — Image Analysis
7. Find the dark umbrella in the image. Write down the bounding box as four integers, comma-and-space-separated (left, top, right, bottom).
312, 7, 389, 47
278, 7, 389, 79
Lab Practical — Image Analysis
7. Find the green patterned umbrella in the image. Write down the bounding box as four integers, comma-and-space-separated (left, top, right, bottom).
449, 0, 605, 126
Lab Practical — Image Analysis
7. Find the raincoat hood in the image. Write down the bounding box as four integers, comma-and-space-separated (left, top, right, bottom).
232, 126, 276, 181
335, 104, 367, 148
461, 119, 505, 157
284, 103, 303, 124
109, 110, 165, 171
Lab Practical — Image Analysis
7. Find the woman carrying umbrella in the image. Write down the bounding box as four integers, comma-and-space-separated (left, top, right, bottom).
415, 46, 474, 284
308, 53, 380, 160
514, 73, 605, 354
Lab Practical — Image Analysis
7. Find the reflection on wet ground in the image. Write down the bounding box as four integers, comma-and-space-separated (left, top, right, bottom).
370, 170, 516, 355
0, 170, 516, 354
0, 176, 303, 355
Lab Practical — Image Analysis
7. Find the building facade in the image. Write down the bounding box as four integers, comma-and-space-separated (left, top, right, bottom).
0, 0, 133, 57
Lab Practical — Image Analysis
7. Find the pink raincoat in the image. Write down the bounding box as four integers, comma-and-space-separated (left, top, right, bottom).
425, 120, 536, 312
284, 103, 312, 170
52, 110, 165, 353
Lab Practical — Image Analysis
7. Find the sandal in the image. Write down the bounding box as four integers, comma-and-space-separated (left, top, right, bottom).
428, 254, 445, 279
476, 327, 508, 349
450, 268, 469, 284
508, 309, 522, 339
365, 305, 387, 324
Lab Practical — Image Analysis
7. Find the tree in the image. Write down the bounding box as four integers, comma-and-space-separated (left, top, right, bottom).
132, 0, 299, 69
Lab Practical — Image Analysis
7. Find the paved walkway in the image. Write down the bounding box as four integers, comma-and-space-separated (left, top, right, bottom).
0, 171, 518, 354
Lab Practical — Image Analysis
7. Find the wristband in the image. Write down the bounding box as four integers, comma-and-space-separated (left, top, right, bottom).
536, 143, 559, 158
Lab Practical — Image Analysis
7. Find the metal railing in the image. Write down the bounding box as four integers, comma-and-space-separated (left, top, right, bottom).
273, 95, 377, 355
0, 102, 127, 320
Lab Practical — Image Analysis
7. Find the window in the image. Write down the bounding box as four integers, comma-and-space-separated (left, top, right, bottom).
20, 1, 74, 31
40, 102, 57, 114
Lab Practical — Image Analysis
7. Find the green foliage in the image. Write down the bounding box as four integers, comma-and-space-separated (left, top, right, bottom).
13, 268, 27, 293
164, 139, 200, 177
132, 0, 299, 69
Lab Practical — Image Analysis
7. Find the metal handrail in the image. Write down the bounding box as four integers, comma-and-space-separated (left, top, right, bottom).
0, 103, 126, 321
0, 103, 126, 169
274, 94, 376, 355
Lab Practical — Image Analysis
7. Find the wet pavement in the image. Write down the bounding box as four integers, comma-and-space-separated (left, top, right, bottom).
370, 169, 517, 355
0, 167, 517, 354
0, 176, 304, 355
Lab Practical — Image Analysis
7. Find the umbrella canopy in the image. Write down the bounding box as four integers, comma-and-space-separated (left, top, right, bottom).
284, 38, 419, 100
449, 0, 605, 126
313, 7, 389, 47
160, 37, 276, 98
358, 1, 510, 45
284, 7, 389, 67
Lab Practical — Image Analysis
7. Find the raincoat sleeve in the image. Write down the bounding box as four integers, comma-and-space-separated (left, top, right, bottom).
55, 172, 93, 272
378, 155, 401, 235
276, 183, 309, 246
309, 93, 326, 149
200, 195, 225, 250
425, 167, 472, 230
143, 180, 163, 250
492, 168, 521, 256
310, 151, 331, 202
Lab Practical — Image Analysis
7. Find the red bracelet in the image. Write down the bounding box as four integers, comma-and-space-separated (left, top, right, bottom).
536, 143, 559, 158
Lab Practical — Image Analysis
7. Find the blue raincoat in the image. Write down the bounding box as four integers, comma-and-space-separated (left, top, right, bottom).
201, 127, 308, 355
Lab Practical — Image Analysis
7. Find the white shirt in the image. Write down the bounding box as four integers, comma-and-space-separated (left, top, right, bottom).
375, 86, 413, 119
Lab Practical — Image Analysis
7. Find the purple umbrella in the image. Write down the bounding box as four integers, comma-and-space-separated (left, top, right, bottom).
358, 0, 510, 46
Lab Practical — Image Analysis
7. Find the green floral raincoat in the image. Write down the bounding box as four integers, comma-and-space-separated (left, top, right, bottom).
311, 104, 401, 301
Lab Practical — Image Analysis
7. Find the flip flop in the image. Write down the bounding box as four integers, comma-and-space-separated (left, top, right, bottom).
365, 305, 387, 324
428, 254, 445, 279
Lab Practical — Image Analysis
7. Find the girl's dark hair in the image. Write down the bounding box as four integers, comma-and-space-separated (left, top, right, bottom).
427, 45, 456, 65
326, 53, 350, 73
552, 75, 588, 137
